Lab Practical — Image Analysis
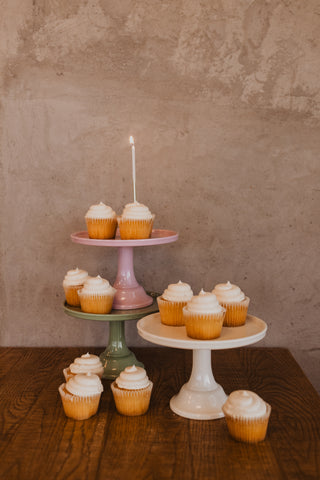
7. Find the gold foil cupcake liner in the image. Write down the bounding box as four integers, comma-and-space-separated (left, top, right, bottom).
59, 384, 102, 420
223, 402, 271, 443
183, 309, 226, 340
78, 292, 115, 314
221, 296, 250, 327
117, 216, 154, 239
111, 382, 153, 416
157, 296, 188, 326
86, 217, 117, 239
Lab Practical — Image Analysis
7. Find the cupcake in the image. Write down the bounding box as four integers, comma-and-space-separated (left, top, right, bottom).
63, 352, 104, 381
157, 281, 193, 326
183, 289, 226, 340
78, 275, 116, 314
85, 202, 117, 239
212, 281, 250, 327
111, 365, 153, 416
59, 372, 104, 420
63, 268, 89, 307
222, 390, 271, 443
117, 202, 155, 239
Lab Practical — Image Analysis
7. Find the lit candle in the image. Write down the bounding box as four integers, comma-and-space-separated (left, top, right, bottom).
129, 135, 136, 202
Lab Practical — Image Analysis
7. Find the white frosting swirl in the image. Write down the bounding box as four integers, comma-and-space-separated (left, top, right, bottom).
79, 275, 116, 296
162, 281, 193, 302
212, 281, 245, 303
63, 268, 89, 287
223, 390, 267, 418
115, 365, 151, 390
69, 353, 104, 376
185, 289, 224, 314
121, 202, 153, 220
85, 202, 116, 219
66, 372, 104, 396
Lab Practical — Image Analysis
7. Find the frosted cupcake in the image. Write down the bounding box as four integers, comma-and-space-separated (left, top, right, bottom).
63, 352, 104, 381
222, 390, 271, 443
212, 281, 250, 327
111, 365, 153, 416
78, 275, 116, 314
157, 281, 193, 326
85, 202, 117, 239
183, 289, 226, 340
63, 268, 89, 307
59, 372, 104, 420
117, 202, 155, 239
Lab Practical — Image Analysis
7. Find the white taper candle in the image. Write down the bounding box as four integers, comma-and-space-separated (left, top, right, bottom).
129, 136, 136, 202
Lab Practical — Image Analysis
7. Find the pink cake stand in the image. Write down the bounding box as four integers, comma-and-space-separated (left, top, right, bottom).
71, 229, 178, 310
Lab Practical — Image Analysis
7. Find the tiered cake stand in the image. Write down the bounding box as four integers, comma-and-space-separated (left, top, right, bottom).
137, 313, 267, 420
64, 229, 178, 379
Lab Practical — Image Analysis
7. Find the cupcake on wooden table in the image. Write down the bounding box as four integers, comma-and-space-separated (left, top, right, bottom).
85, 202, 117, 239
59, 372, 104, 420
118, 202, 155, 239
63, 268, 89, 307
111, 365, 153, 416
78, 275, 116, 314
183, 289, 226, 340
222, 390, 271, 443
157, 281, 193, 326
63, 352, 104, 382
212, 281, 250, 327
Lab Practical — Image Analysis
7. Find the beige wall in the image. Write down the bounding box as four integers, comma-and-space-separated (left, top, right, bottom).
1, 1, 319, 392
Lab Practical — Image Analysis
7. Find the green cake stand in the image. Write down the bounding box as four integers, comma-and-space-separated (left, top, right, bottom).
63, 292, 159, 379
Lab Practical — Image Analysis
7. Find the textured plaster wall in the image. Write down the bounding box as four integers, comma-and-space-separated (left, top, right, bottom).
1, 1, 319, 392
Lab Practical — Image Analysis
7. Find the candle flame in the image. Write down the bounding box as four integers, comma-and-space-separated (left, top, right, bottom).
129, 136, 135, 146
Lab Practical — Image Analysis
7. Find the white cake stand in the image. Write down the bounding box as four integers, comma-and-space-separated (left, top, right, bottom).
137, 313, 267, 420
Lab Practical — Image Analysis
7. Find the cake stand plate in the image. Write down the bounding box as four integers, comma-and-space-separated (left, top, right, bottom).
64, 293, 159, 379
137, 313, 267, 420
71, 229, 178, 310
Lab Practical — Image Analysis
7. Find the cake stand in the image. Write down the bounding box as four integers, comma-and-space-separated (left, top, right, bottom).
64, 229, 178, 379
64, 294, 159, 379
137, 313, 267, 420
71, 229, 178, 309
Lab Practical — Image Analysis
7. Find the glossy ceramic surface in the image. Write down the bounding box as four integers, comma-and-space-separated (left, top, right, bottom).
70, 229, 178, 310
64, 294, 160, 379
70, 229, 179, 247
137, 313, 267, 419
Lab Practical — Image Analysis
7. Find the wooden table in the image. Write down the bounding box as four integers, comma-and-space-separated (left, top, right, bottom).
0, 347, 319, 480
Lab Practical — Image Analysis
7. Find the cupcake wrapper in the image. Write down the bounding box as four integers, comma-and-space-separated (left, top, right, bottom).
221, 297, 250, 327
111, 382, 153, 416
79, 293, 115, 314
183, 309, 225, 340
59, 384, 102, 420
157, 296, 188, 326
117, 217, 154, 240
86, 217, 117, 239
64, 284, 83, 307
223, 403, 271, 443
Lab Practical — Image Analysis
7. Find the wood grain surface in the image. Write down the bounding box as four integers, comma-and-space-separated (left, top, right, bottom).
0, 347, 319, 480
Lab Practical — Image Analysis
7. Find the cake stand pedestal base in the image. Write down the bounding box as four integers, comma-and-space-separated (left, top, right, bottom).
137, 312, 267, 420
170, 349, 227, 420
112, 246, 153, 310
99, 320, 144, 380
70, 229, 178, 310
